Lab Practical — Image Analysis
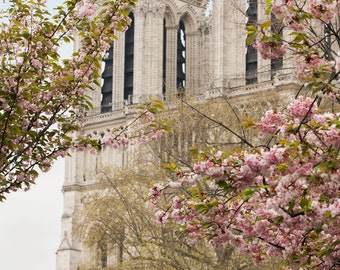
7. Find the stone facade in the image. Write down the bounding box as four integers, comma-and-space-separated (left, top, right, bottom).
56, 1, 296, 269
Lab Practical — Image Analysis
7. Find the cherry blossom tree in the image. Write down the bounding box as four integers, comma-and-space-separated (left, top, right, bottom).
0, 0, 167, 200
151, 1, 340, 269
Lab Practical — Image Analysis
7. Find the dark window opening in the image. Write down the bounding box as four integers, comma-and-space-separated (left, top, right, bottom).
177, 20, 186, 93
101, 45, 113, 113
124, 13, 134, 102
324, 24, 332, 60
271, 57, 283, 79
271, 12, 283, 79
163, 19, 167, 96
247, 0, 257, 25
99, 242, 108, 268
246, 46, 258, 84
246, 0, 258, 84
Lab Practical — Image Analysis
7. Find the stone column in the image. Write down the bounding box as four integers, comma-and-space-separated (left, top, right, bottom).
165, 26, 177, 94
133, 6, 145, 103
134, 0, 166, 102
210, 0, 225, 88
186, 30, 201, 94
211, 0, 247, 88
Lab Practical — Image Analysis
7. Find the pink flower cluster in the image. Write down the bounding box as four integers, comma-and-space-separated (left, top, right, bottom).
294, 53, 334, 82
253, 34, 287, 60
149, 184, 164, 206
259, 0, 340, 98
271, 0, 307, 31
77, 1, 97, 17
307, 0, 339, 22
272, 0, 339, 30
256, 110, 285, 135
287, 96, 317, 119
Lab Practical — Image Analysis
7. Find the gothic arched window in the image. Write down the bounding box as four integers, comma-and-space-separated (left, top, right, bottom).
246, 0, 258, 84
324, 24, 332, 60
124, 13, 134, 102
177, 20, 186, 92
98, 241, 108, 268
100, 44, 113, 113
163, 18, 167, 96
271, 12, 283, 79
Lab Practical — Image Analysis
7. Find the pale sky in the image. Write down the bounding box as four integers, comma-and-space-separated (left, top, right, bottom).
0, 160, 64, 270
0, 1, 68, 269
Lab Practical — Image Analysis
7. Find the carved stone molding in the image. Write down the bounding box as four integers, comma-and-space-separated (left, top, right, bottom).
136, 0, 166, 14
180, 0, 205, 7
62, 184, 84, 192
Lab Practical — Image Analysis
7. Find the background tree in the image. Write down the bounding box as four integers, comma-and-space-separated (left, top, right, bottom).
152, 1, 340, 269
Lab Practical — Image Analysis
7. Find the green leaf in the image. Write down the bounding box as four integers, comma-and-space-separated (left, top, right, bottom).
265, 0, 273, 15
319, 248, 333, 257
194, 202, 218, 214
260, 21, 272, 29
162, 163, 177, 172
299, 198, 312, 212
216, 181, 232, 192
246, 25, 257, 32
202, 222, 213, 229
288, 199, 295, 213
241, 188, 256, 200
319, 195, 329, 202
273, 215, 284, 224
246, 33, 257, 45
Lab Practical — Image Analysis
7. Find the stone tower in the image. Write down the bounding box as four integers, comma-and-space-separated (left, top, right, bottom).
56, 0, 294, 269
56, 1, 210, 269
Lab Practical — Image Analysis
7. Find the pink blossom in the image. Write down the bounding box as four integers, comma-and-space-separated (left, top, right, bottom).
119, 136, 128, 145
271, 0, 307, 31
294, 54, 333, 82
149, 184, 163, 205
155, 210, 169, 225
308, 0, 338, 22
181, 173, 198, 183
256, 110, 285, 135
172, 196, 184, 209
77, 2, 97, 17
193, 161, 215, 173
287, 96, 317, 119
321, 126, 340, 149
244, 153, 261, 171
253, 35, 287, 60
31, 59, 42, 69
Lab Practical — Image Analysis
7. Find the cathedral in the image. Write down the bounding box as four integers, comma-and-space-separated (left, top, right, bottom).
56, 0, 296, 269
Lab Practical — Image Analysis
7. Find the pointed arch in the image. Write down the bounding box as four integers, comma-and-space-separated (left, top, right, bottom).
162, 0, 179, 95
100, 45, 113, 113
246, 0, 258, 84
178, 8, 197, 33
177, 7, 201, 93
164, 0, 177, 27
176, 19, 186, 90
124, 13, 134, 101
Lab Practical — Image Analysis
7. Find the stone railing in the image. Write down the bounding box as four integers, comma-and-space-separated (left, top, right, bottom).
84, 70, 297, 125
